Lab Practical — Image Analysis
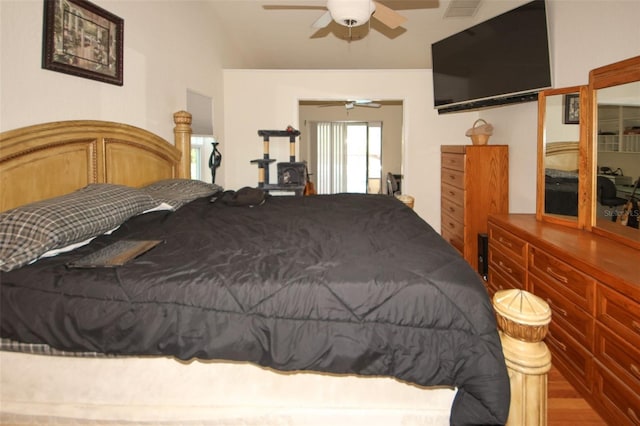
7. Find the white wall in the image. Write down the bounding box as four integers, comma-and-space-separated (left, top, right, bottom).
222, 0, 640, 228
0, 0, 229, 186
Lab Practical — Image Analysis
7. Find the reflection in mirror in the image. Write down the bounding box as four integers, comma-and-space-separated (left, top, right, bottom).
594, 81, 640, 234
537, 87, 584, 225
590, 56, 640, 247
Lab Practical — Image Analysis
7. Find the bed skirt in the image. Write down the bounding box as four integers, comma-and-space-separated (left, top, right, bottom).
0, 351, 456, 425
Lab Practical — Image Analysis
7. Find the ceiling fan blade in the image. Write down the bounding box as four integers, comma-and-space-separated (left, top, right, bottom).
310, 24, 334, 39
372, 1, 407, 29
312, 10, 333, 29
357, 102, 381, 108
353, 99, 380, 105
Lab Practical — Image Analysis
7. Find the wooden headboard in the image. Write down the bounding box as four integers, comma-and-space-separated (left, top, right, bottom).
544, 141, 579, 172
0, 111, 193, 212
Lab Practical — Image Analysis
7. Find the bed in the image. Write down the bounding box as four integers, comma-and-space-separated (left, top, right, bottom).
544, 141, 580, 216
0, 112, 548, 425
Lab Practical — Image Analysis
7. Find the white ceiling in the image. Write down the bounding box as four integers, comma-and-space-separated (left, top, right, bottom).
207, 0, 530, 70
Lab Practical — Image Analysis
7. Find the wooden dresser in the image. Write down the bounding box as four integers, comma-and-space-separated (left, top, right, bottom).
440, 145, 509, 272
488, 213, 640, 426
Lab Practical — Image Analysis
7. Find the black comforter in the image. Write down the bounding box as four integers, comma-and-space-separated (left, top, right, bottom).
545, 175, 579, 216
1, 194, 509, 425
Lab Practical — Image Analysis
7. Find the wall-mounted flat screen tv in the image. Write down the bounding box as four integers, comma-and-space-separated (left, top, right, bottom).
432, 0, 552, 114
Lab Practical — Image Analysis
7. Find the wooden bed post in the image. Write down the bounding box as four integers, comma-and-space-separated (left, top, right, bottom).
173, 110, 192, 178
493, 289, 552, 426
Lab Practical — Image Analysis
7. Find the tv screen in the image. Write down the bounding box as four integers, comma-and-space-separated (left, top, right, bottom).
432, 0, 552, 113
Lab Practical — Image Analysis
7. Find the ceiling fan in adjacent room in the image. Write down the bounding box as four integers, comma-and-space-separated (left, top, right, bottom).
320, 100, 382, 109
264, 0, 438, 38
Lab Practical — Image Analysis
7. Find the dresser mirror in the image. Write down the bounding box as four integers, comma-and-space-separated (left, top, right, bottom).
589, 56, 640, 248
536, 86, 588, 227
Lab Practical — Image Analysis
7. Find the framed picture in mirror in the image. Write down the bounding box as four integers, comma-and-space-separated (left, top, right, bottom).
563, 94, 580, 124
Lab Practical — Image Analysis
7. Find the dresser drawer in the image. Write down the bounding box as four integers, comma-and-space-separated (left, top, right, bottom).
529, 246, 595, 313
488, 224, 527, 266
441, 226, 463, 255
488, 268, 519, 296
489, 245, 526, 289
595, 324, 640, 395
530, 273, 594, 348
441, 167, 465, 190
594, 363, 640, 426
441, 195, 463, 223
441, 152, 465, 172
546, 320, 593, 393
441, 183, 464, 206
441, 211, 463, 240
597, 285, 640, 350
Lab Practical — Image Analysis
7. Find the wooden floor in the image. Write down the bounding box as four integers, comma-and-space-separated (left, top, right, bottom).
548, 365, 608, 425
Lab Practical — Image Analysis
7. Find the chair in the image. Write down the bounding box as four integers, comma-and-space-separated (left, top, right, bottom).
386, 172, 399, 195
596, 176, 627, 222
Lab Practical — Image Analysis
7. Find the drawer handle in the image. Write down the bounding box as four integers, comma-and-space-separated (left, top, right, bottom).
546, 298, 568, 317
547, 331, 567, 351
498, 261, 513, 274
545, 266, 569, 284
498, 237, 513, 248
448, 222, 456, 229
628, 407, 639, 425
448, 206, 455, 213
448, 190, 456, 197
631, 364, 640, 379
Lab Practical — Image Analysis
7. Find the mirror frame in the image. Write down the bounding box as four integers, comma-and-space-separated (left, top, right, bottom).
587, 55, 640, 250
536, 85, 589, 228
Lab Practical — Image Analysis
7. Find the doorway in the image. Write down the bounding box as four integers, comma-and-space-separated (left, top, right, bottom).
298, 100, 403, 194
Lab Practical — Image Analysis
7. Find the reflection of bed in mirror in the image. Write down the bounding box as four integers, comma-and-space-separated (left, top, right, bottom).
544, 141, 579, 216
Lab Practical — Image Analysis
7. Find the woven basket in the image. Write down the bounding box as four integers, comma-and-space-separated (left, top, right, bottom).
471, 133, 490, 146
467, 119, 492, 145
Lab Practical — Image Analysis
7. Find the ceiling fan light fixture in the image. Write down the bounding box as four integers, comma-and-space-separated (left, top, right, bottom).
327, 0, 375, 27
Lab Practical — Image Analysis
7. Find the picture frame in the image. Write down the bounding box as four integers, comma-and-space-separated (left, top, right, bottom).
42, 0, 124, 86
563, 93, 580, 124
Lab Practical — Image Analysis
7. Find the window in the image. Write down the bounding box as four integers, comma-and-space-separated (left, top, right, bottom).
190, 135, 215, 182
314, 121, 382, 194
187, 90, 215, 183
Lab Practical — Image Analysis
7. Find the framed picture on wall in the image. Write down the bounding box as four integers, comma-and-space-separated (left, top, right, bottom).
563, 93, 580, 124
42, 0, 124, 86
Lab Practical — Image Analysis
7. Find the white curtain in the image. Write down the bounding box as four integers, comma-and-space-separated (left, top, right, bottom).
315, 122, 347, 194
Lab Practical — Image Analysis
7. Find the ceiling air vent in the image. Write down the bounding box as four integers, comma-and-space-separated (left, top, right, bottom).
444, 0, 481, 18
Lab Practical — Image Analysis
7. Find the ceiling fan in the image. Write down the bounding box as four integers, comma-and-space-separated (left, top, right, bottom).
313, 0, 406, 30
319, 100, 382, 109
264, 1, 438, 35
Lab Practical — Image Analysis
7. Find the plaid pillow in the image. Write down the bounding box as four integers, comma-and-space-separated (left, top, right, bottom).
0, 184, 156, 272
143, 179, 222, 210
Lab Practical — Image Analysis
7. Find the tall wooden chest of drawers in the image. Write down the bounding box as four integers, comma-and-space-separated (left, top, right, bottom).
440, 145, 509, 272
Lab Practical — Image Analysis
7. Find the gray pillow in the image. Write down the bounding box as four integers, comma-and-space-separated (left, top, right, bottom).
0, 184, 156, 272
143, 179, 222, 210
